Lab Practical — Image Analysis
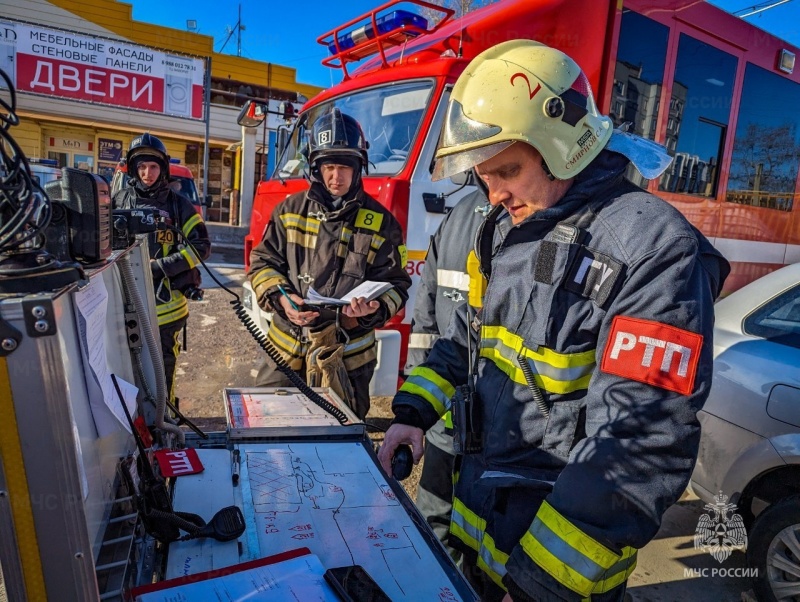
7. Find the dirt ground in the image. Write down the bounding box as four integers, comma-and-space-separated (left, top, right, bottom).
174, 284, 424, 499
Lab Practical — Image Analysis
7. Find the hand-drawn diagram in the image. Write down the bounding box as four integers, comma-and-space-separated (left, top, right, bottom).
239, 441, 469, 602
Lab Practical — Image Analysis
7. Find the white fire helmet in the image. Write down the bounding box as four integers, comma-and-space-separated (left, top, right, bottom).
432, 39, 613, 181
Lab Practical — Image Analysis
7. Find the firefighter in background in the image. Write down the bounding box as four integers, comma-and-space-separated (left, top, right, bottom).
407, 187, 508, 559
379, 40, 729, 601
248, 108, 411, 420
113, 133, 211, 404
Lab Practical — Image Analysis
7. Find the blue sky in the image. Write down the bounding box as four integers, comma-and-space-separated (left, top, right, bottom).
126, 0, 800, 89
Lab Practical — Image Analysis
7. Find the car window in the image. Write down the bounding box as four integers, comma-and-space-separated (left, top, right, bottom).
744, 284, 800, 348
171, 176, 200, 204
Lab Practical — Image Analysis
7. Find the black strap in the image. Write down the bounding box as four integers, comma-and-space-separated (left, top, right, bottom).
474, 204, 504, 281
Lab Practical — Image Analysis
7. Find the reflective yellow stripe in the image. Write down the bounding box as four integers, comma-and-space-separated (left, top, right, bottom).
444, 410, 453, 429
286, 228, 318, 249
251, 268, 285, 292
370, 233, 385, 251
182, 213, 203, 236
451, 498, 509, 589
180, 246, 198, 269
343, 331, 375, 357
451, 497, 485, 551
399, 366, 455, 415
157, 290, 189, 325
280, 212, 321, 233
338, 228, 353, 258
408, 332, 438, 350
268, 322, 307, 358
481, 325, 595, 394
0, 357, 47, 600
592, 547, 637, 594
477, 531, 510, 589
521, 500, 623, 597
379, 287, 401, 316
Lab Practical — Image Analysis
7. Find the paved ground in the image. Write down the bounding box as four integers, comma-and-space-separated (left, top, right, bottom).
173, 248, 756, 602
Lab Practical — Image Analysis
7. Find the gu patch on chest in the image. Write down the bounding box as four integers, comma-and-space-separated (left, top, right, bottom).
563, 246, 623, 307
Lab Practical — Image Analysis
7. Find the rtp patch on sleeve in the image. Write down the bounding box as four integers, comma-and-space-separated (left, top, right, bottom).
600, 315, 703, 395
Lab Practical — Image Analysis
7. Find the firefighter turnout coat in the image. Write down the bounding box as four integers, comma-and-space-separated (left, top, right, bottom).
248, 182, 411, 372
393, 151, 729, 601
113, 182, 210, 326
407, 189, 490, 372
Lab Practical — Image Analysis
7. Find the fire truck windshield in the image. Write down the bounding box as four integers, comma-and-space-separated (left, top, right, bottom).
274, 80, 433, 180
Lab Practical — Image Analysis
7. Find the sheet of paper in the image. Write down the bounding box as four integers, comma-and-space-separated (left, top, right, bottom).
73, 279, 138, 436
135, 553, 338, 602
304, 286, 349, 306
339, 280, 392, 302
304, 281, 392, 306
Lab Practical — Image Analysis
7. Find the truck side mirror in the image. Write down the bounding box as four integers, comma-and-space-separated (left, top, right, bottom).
237, 100, 267, 128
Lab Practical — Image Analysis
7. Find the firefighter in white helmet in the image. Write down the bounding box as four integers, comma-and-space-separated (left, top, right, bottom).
380, 40, 729, 601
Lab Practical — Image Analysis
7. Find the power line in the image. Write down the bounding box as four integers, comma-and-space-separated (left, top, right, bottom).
734, 0, 794, 18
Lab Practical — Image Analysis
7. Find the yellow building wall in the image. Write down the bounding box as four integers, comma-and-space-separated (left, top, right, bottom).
47, 0, 322, 100
9, 119, 189, 170
12, 120, 44, 159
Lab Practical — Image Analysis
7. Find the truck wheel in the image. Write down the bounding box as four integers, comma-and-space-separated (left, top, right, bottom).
747, 496, 800, 602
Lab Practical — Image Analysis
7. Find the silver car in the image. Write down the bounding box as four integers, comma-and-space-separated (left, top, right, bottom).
690, 262, 800, 602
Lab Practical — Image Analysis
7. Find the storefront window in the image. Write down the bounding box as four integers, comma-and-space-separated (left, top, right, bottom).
73, 153, 94, 171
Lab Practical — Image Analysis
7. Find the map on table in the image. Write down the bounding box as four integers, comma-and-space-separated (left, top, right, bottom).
238, 440, 475, 602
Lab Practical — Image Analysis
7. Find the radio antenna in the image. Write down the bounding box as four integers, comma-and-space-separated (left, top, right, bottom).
457, 6, 464, 58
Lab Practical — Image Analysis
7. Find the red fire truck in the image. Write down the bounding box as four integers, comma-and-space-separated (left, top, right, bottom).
241, 0, 800, 387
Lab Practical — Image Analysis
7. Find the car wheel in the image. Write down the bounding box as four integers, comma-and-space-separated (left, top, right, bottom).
748, 496, 800, 602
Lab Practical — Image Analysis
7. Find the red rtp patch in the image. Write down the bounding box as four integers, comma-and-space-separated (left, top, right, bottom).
154, 448, 204, 477
600, 316, 703, 395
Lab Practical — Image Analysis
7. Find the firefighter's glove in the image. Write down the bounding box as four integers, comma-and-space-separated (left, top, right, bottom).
305, 323, 355, 410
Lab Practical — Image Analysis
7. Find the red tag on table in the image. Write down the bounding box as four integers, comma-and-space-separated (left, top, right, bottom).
154, 448, 205, 477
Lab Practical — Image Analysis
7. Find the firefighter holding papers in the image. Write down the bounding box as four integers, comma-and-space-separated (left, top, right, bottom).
248, 108, 410, 420
378, 40, 729, 601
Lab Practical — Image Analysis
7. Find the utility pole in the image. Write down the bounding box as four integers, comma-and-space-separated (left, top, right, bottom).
237, 4, 242, 57
219, 4, 245, 56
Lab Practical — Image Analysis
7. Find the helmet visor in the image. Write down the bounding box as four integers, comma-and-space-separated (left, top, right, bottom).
432, 140, 513, 181
439, 99, 502, 150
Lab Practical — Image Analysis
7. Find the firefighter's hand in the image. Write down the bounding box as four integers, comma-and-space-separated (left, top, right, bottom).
150, 258, 164, 279
378, 424, 424, 475
280, 294, 319, 326
502, 595, 513, 602
342, 297, 379, 318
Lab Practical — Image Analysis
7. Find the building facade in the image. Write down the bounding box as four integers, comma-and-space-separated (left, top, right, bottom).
1, 0, 321, 225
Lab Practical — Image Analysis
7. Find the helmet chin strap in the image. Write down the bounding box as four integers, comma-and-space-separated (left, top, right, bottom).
541, 159, 556, 181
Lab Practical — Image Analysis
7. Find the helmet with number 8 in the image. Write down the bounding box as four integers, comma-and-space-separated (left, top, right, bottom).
432, 39, 613, 181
